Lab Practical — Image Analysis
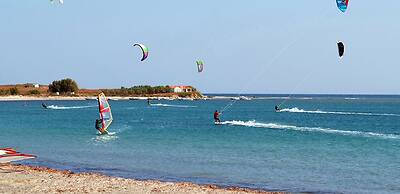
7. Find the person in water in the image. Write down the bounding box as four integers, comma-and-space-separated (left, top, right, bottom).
214, 110, 221, 123
275, 105, 280, 111
95, 119, 103, 131
42, 103, 48, 109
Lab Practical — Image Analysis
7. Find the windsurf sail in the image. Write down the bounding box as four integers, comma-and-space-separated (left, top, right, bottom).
0, 148, 36, 163
133, 43, 149, 61
0, 148, 17, 155
97, 92, 113, 134
196, 60, 204, 73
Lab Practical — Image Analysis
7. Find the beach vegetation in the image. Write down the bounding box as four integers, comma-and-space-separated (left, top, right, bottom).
177, 91, 202, 98
9, 87, 19, 95
28, 90, 41, 95
0, 89, 10, 95
102, 85, 173, 96
49, 78, 79, 94
177, 92, 195, 98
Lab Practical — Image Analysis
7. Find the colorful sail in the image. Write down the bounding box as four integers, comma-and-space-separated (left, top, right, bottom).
0, 148, 36, 163
337, 41, 345, 58
133, 43, 149, 61
0, 154, 36, 163
336, 0, 349, 13
0, 148, 17, 155
97, 92, 113, 134
196, 60, 204, 73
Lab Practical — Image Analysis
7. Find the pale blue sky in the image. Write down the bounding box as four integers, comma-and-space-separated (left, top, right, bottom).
0, 1, 399, 94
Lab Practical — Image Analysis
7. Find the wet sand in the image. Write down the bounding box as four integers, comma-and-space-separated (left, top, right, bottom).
0, 164, 283, 194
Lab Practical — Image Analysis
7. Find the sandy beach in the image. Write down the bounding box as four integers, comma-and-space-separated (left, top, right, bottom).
0, 164, 283, 194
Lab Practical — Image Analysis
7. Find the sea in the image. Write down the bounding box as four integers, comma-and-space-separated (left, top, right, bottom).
1, 94, 399, 194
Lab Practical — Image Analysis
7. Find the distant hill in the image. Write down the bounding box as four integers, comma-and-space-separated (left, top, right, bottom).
0, 84, 48, 96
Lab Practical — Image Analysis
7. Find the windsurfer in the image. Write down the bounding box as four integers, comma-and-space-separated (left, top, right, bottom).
96, 92, 113, 135
95, 119, 103, 132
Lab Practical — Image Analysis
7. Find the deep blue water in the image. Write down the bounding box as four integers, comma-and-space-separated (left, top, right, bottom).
1, 96, 399, 193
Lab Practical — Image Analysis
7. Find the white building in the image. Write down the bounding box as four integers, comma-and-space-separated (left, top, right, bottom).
169, 86, 193, 93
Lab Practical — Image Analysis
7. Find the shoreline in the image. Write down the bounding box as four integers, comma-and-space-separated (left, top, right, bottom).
0, 164, 283, 194
1, 94, 392, 102
0, 95, 202, 101
0, 95, 216, 101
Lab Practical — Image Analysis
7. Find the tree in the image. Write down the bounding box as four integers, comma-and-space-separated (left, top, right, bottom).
49, 78, 79, 94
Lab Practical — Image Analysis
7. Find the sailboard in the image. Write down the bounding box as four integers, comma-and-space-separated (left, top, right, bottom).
97, 92, 113, 135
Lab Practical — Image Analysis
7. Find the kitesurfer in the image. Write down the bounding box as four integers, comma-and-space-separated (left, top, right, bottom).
214, 110, 221, 123
275, 105, 280, 111
147, 98, 151, 105
95, 119, 103, 131
42, 103, 48, 109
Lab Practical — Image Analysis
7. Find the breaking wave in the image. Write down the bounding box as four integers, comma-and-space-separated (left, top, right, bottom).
220, 120, 400, 140
278, 107, 400, 117
46, 105, 96, 110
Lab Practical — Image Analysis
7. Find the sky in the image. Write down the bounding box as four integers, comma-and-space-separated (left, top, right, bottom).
0, 0, 399, 94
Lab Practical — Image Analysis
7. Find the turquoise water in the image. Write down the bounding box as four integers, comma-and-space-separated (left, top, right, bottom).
1, 96, 399, 193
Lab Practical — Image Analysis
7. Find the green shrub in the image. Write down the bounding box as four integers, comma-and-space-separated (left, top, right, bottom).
103, 85, 173, 96
178, 92, 193, 98
9, 87, 19, 95
0, 89, 10, 96
29, 90, 41, 95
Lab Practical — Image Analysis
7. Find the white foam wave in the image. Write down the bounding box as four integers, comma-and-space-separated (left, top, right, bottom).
278, 107, 400, 117
298, 97, 313, 100
150, 103, 197, 108
220, 120, 400, 140
257, 97, 291, 100
344, 97, 360, 100
92, 132, 118, 143
46, 105, 96, 110
255, 97, 313, 100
